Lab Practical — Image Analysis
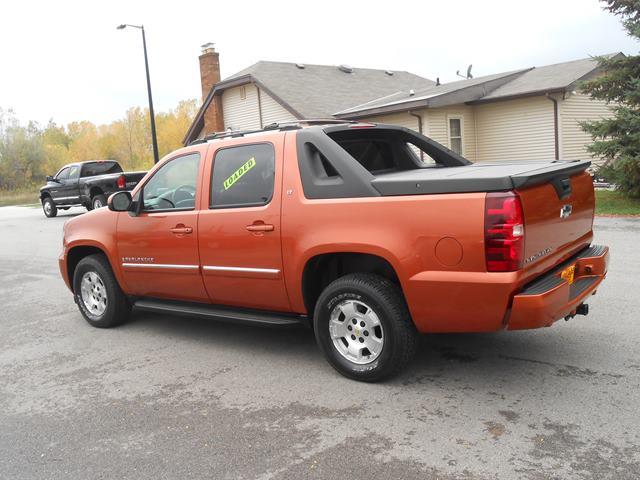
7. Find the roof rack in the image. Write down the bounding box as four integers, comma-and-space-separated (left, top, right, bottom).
189, 119, 371, 145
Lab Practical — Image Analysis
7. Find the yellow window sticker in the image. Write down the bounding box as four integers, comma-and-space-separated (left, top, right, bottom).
223, 157, 256, 190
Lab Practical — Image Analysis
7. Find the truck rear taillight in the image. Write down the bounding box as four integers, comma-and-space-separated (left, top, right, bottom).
484, 192, 524, 272
117, 174, 126, 189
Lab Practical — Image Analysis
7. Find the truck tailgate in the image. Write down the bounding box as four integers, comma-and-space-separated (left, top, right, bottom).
516, 170, 595, 279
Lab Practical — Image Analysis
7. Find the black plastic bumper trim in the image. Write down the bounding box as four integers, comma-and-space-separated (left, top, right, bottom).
519, 244, 606, 296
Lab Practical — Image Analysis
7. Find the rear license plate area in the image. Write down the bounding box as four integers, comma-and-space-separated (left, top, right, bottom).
561, 265, 575, 285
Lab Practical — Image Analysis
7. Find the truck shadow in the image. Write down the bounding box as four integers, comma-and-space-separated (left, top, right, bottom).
126, 311, 610, 388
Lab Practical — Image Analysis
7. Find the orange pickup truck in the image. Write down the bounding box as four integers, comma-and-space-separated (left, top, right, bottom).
59, 121, 609, 381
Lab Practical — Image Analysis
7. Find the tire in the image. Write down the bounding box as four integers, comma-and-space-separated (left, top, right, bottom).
42, 197, 57, 218
313, 273, 418, 382
92, 194, 107, 210
73, 254, 131, 328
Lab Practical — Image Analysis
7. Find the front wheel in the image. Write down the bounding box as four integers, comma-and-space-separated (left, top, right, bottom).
73, 254, 131, 328
313, 273, 418, 382
92, 194, 107, 210
42, 197, 57, 217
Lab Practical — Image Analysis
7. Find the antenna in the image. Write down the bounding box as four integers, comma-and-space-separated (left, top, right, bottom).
456, 65, 474, 79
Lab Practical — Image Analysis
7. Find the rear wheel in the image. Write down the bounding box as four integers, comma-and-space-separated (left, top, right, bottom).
42, 197, 57, 218
313, 273, 418, 382
73, 254, 131, 328
92, 194, 107, 210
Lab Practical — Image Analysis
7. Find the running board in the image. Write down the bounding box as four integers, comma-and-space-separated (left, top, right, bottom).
133, 298, 309, 328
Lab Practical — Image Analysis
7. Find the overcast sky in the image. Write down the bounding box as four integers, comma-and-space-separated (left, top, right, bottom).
1, 0, 637, 126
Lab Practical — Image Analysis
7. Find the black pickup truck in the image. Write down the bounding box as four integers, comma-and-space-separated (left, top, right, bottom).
39, 161, 146, 217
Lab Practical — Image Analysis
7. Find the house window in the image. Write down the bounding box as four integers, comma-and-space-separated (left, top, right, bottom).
239, 85, 247, 100
448, 117, 463, 155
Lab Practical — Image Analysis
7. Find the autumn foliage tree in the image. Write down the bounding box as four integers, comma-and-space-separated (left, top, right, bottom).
582, 0, 640, 197
0, 99, 198, 191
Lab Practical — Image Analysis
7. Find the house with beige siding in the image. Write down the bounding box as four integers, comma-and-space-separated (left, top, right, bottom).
185, 46, 618, 167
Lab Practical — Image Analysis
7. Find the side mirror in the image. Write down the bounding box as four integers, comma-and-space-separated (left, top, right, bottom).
46, 175, 55, 182
108, 191, 133, 212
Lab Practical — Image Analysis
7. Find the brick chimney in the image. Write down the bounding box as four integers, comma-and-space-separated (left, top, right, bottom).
199, 43, 224, 133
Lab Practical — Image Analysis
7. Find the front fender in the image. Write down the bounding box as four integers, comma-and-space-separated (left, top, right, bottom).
61, 209, 127, 292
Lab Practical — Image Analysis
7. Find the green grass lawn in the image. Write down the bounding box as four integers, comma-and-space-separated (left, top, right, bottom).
0, 190, 40, 207
595, 189, 640, 216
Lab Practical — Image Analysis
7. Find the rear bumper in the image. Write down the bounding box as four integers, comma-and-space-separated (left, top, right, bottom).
507, 245, 609, 330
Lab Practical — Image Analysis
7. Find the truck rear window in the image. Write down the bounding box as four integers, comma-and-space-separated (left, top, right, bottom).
328, 130, 441, 175
81, 161, 122, 177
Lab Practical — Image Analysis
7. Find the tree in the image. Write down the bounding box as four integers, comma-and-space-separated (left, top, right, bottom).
0, 109, 46, 190
0, 98, 198, 191
581, 0, 640, 197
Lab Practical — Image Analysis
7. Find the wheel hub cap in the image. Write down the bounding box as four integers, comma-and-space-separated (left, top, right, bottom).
80, 271, 108, 316
329, 300, 384, 365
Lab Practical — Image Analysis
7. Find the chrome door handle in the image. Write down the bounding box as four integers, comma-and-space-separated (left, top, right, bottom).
170, 226, 193, 234
246, 224, 274, 232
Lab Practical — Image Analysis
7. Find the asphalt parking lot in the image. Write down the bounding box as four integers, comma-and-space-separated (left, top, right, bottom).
0, 205, 639, 480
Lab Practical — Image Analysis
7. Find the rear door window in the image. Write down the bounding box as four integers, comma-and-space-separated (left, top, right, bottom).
210, 143, 275, 208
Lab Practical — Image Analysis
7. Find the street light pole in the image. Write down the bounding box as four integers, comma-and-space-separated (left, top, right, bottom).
117, 24, 160, 164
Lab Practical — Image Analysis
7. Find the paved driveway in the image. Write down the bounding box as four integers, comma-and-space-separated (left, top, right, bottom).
1, 206, 638, 479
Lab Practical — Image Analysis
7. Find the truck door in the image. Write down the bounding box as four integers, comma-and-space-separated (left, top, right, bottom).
116, 151, 209, 302
197, 137, 290, 312
58, 164, 81, 204
50, 166, 70, 203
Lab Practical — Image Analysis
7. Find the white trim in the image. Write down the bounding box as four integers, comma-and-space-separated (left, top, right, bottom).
202, 265, 280, 274
54, 196, 80, 201
446, 114, 464, 156
122, 263, 199, 270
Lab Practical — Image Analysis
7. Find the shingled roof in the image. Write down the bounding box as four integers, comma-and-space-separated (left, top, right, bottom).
184, 53, 622, 144
472, 53, 622, 102
335, 53, 622, 118
333, 69, 531, 118
183, 61, 434, 144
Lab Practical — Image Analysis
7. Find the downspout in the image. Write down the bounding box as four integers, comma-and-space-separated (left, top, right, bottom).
408, 110, 424, 161
545, 93, 559, 160
256, 84, 264, 128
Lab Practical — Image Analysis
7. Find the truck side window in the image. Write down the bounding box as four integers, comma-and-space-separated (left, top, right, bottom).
68, 165, 80, 179
210, 143, 275, 209
142, 153, 200, 211
56, 167, 70, 180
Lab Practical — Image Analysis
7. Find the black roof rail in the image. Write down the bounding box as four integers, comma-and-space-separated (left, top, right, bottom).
264, 119, 363, 129
189, 128, 263, 145
188, 119, 374, 146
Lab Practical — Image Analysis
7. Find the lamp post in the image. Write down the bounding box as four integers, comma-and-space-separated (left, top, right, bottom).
117, 24, 160, 164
